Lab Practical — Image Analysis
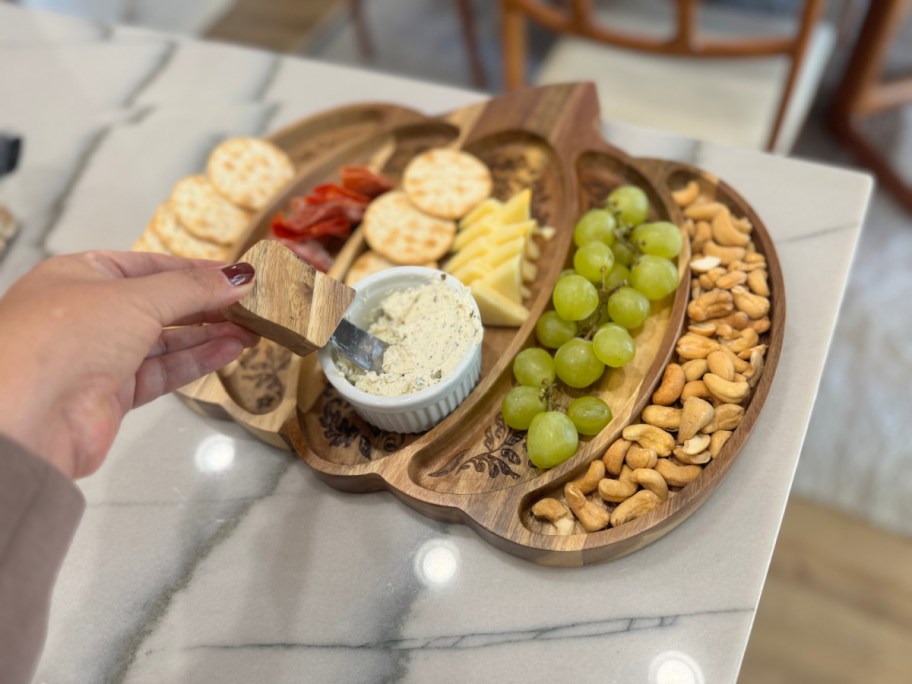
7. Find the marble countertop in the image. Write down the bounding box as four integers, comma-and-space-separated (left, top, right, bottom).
0, 5, 872, 683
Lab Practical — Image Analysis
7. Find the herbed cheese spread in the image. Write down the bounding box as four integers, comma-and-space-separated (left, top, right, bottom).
338, 277, 482, 397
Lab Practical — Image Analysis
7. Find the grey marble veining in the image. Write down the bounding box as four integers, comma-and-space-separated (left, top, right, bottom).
0, 5, 873, 683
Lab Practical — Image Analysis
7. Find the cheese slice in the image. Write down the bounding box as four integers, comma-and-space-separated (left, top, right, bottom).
521, 259, 537, 282
460, 198, 502, 229
484, 237, 525, 269
479, 254, 523, 303
453, 218, 495, 250
471, 281, 530, 326
450, 260, 488, 286
444, 238, 492, 272
488, 219, 536, 246
498, 188, 531, 225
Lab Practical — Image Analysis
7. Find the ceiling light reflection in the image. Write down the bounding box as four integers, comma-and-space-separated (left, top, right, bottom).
414, 539, 459, 586
193, 434, 236, 473
649, 651, 704, 684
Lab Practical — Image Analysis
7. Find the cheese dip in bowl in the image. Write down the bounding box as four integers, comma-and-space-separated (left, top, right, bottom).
318, 266, 483, 433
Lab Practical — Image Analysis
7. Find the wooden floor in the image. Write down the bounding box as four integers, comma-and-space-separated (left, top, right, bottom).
739, 496, 912, 683
205, 0, 346, 53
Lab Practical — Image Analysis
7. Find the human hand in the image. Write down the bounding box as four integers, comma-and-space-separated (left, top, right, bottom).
0, 251, 260, 479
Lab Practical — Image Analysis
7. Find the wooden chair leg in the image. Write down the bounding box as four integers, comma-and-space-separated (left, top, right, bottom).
456, 0, 487, 90
350, 0, 375, 62
501, 1, 527, 91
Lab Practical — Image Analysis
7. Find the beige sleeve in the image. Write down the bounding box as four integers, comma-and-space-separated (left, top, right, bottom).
0, 434, 85, 684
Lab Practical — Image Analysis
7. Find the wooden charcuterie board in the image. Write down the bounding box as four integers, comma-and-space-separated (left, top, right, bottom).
176, 83, 784, 566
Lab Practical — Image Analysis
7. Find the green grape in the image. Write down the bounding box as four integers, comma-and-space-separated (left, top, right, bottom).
554, 338, 605, 388
501, 386, 547, 430
604, 263, 630, 291
631, 221, 683, 259
558, 268, 576, 280
607, 286, 650, 329
631, 255, 679, 300
567, 396, 613, 436
607, 185, 649, 226
527, 411, 579, 468
573, 209, 617, 247
573, 241, 615, 283
513, 348, 556, 388
535, 311, 578, 349
593, 323, 636, 367
552, 274, 599, 321
612, 240, 636, 267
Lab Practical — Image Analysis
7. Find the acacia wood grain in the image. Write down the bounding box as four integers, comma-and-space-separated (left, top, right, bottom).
172, 84, 785, 565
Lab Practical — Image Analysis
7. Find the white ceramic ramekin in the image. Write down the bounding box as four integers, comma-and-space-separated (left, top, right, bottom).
317, 266, 483, 433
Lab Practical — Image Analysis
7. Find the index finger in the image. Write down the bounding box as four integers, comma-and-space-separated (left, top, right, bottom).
84, 250, 228, 280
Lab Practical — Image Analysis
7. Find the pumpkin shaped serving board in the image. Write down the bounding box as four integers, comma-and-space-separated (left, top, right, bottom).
176, 83, 784, 566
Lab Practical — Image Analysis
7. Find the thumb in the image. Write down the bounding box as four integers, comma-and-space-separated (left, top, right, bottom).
133, 262, 255, 326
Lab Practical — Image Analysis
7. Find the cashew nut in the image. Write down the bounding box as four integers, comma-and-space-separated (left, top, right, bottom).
729, 328, 760, 354
681, 379, 712, 402
732, 215, 753, 234
655, 459, 702, 487
711, 207, 750, 247
702, 403, 745, 433
672, 180, 700, 206
746, 347, 765, 388
689, 255, 721, 273
642, 405, 682, 430
652, 363, 685, 405
704, 373, 750, 404
610, 490, 662, 527
676, 334, 721, 360
678, 397, 715, 441
715, 270, 748, 289
622, 424, 676, 457
684, 201, 726, 220
564, 483, 610, 532
731, 286, 769, 319
709, 430, 733, 458
597, 477, 638, 503
569, 460, 605, 495
531, 498, 575, 535
706, 350, 735, 382
745, 251, 765, 264
699, 267, 725, 289
737, 343, 767, 361
688, 321, 716, 336
673, 446, 712, 465
626, 444, 658, 470
681, 359, 709, 382
681, 433, 711, 455
688, 289, 734, 322
747, 269, 770, 297
693, 221, 712, 253
633, 468, 669, 502
703, 240, 747, 266
619, 464, 636, 483
602, 438, 631, 476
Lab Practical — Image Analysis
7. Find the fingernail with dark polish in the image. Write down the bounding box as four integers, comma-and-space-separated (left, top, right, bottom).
222, 262, 255, 287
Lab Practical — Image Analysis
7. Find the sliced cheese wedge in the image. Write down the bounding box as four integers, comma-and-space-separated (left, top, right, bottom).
471, 281, 530, 326
460, 198, 502, 229
479, 254, 523, 303
498, 188, 532, 225
453, 217, 495, 250
450, 260, 488, 286
484, 237, 526, 269
444, 237, 492, 272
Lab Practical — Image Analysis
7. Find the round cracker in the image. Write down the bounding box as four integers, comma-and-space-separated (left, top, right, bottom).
362, 191, 455, 265
150, 203, 231, 261
207, 137, 294, 211
132, 227, 171, 254
402, 148, 492, 220
344, 250, 437, 286
170, 175, 250, 245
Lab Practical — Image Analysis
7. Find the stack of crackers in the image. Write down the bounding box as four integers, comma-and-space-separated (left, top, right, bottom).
347, 148, 492, 286
133, 137, 294, 261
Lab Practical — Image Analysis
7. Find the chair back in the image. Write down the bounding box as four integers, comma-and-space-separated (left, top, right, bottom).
501, 0, 825, 150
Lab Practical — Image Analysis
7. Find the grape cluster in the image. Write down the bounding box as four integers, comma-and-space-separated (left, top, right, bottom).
501, 184, 683, 469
